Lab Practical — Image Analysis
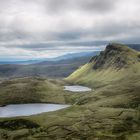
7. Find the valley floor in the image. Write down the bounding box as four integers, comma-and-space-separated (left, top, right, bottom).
0, 75, 140, 140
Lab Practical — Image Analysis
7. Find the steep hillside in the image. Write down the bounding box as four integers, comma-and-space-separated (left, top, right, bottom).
66, 43, 140, 88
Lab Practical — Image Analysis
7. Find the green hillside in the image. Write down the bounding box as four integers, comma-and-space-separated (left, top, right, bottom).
0, 77, 84, 106
66, 43, 140, 88
0, 43, 140, 140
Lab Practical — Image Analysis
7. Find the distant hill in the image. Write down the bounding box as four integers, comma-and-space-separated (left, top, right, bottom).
0, 51, 100, 78
46, 51, 98, 61
127, 44, 140, 51
0, 44, 139, 65
0, 51, 98, 65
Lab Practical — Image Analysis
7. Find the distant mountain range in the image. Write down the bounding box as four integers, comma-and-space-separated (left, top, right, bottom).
0, 51, 98, 65
0, 44, 139, 65
0, 51, 100, 78
127, 44, 140, 51
0, 44, 139, 79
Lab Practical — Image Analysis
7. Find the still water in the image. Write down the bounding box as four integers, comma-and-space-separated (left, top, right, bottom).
0, 104, 70, 118
64, 85, 92, 92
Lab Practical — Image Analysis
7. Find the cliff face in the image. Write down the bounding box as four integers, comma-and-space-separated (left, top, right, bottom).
90, 43, 140, 70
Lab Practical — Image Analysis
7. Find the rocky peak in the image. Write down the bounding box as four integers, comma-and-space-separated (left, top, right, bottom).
106, 43, 133, 52
90, 43, 139, 70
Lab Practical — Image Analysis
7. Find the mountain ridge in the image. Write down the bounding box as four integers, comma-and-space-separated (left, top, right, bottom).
90, 43, 140, 70
66, 43, 140, 88
0, 54, 97, 79
0, 51, 98, 65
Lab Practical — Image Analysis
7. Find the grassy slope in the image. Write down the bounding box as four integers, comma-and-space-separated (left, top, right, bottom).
0, 77, 88, 106
0, 43, 140, 140
66, 43, 140, 88
0, 78, 64, 105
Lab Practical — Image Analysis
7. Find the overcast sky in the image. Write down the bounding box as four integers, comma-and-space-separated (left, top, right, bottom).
0, 0, 140, 60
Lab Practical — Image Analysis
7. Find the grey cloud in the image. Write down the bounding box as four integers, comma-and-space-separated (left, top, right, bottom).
79, 0, 116, 12
0, 0, 140, 59
12, 40, 108, 51
44, 0, 117, 13
53, 31, 85, 41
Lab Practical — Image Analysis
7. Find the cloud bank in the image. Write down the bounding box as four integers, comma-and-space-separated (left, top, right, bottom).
0, 0, 140, 60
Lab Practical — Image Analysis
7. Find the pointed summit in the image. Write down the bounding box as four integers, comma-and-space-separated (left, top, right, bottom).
66, 43, 140, 88
90, 43, 140, 69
